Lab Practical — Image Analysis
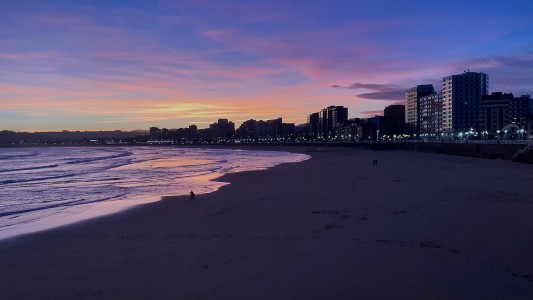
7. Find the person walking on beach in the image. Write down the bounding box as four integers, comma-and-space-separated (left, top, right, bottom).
189, 191, 195, 199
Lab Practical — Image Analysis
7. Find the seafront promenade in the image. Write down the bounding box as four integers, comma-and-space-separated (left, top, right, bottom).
1, 147, 533, 299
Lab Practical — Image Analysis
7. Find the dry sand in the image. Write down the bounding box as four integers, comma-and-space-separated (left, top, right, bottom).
1, 147, 533, 299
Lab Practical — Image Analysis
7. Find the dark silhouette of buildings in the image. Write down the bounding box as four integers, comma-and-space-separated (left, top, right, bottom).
197, 119, 235, 142
307, 106, 348, 141
306, 112, 320, 140
382, 104, 407, 139
304, 104, 406, 142
235, 118, 295, 141
384, 105, 405, 120
510, 95, 531, 129
149, 127, 161, 141
481, 92, 531, 136
143, 71, 530, 144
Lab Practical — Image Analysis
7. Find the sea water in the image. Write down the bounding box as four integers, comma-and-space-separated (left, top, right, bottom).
0, 147, 309, 239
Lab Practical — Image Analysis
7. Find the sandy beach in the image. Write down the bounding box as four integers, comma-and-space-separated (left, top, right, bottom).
1, 147, 533, 299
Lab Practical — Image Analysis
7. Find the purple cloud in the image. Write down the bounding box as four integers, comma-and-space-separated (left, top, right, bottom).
333, 82, 407, 101
356, 91, 405, 101
456, 54, 533, 93
360, 110, 384, 117
332, 83, 401, 91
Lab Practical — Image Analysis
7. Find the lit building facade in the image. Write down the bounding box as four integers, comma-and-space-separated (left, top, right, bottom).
419, 92, 443, 136
405, 84, 435, 133
317, 106, 348, 140
442, 71, 489, 134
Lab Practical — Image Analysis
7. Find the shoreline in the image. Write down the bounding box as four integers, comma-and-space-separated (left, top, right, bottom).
1, 147, 533, 299
2, 142, 530, 169
0, 146, 310, 242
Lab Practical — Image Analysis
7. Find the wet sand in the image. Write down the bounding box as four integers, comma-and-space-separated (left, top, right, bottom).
1, 147, 533, 299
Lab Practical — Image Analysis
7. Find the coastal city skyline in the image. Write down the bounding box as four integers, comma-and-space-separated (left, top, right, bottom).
1, 0, 533, 132
138, 70, 533, 144
6, 68, 530, 146
3, 2, 533, 297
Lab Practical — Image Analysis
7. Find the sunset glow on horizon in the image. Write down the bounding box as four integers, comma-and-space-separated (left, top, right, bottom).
1, 0, 532, 131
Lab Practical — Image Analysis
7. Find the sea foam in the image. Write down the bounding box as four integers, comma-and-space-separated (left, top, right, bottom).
0, 147, 309, 240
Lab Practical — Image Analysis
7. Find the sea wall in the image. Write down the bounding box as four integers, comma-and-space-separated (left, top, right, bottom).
366, 142, 527, 160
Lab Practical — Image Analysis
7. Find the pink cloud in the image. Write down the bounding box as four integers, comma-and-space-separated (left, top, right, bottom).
1, 12, 498, 131
359, 110, 384, 118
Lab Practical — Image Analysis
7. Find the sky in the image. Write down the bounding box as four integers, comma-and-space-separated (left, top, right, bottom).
1, 0, 532, 131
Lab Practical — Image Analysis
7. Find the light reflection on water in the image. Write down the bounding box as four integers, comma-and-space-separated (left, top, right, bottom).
0, 147, 309, 240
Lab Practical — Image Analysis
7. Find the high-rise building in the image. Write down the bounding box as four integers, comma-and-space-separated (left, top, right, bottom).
420, 92, 443, 136
237, 119, 256, 139
442, 71, 488, 134
209, 118, 235, 141
187, 125, 198, 141
266, 118, 282, 138
149, 127, 161, 141
405, 85, 435, 133
307, 112, 319, 140
317, 106, 348, 140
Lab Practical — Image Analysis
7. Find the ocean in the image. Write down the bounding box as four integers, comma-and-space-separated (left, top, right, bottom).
0, 147, 309, 240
